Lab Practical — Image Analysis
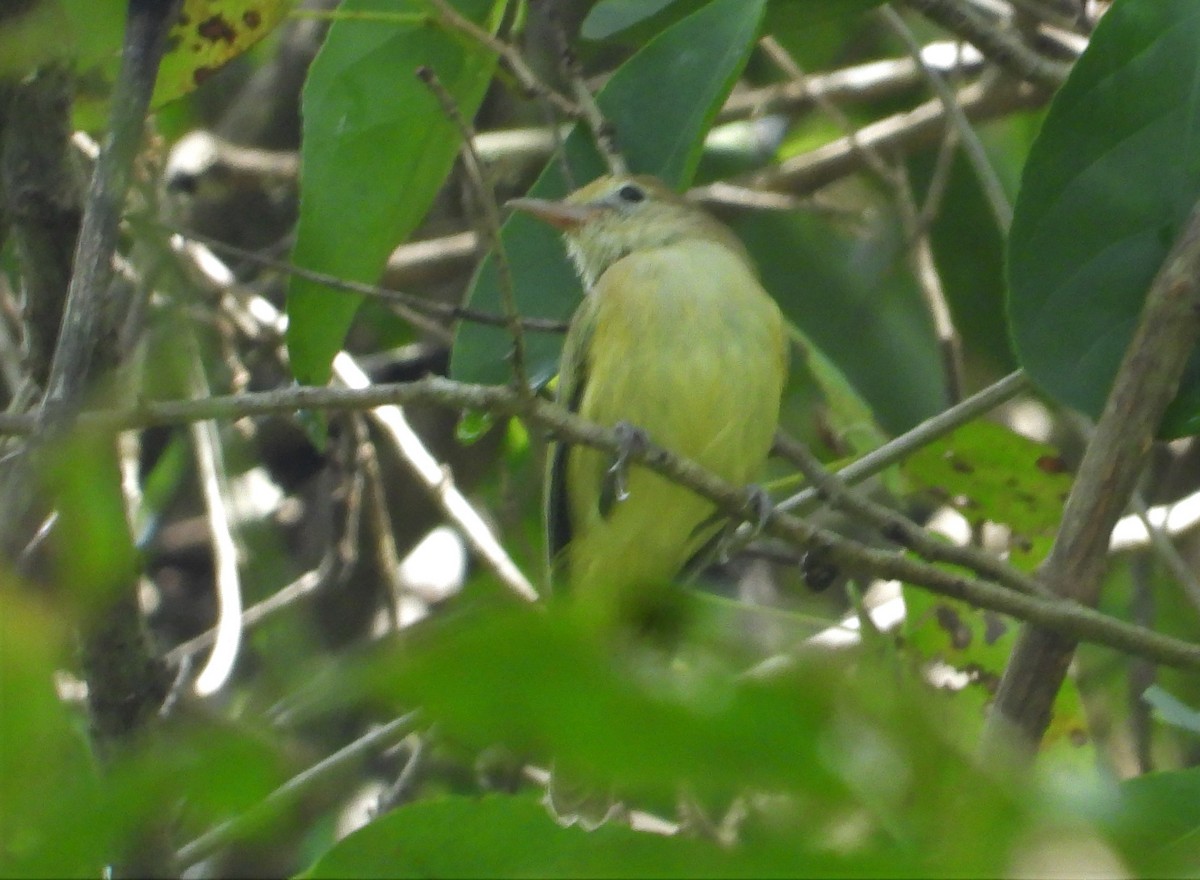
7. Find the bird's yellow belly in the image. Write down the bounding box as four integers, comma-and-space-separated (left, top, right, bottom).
564, 243, 784, 598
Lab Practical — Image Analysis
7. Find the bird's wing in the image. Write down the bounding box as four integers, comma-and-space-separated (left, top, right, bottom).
545, 291, 599, 570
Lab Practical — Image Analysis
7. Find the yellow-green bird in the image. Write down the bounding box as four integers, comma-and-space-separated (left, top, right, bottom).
510, 174, 788, 615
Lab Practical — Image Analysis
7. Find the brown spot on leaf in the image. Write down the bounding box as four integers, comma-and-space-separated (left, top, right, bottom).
243, 10, 262, 28
193, 66, 217, 86
935, 605, 972, 650
198, 14, 237, 44
948, 454, 974, 474
1069, 728, 1089, 747
1036, 455, 1069, 474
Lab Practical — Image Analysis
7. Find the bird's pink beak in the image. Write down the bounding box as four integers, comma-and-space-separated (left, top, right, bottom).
506, 197, 596, 232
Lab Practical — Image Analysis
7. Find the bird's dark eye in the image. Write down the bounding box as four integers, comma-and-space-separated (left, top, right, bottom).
617, 183, 645, 204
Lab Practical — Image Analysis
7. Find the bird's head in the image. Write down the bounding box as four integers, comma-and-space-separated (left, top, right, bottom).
508, 175, 723, 288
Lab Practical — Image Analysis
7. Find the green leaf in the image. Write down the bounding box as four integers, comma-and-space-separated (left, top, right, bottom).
1007, 1, 1200, 438
41, 427, 141, 612
286, 0, 505, 386
450, 0, 767, 388
365, 602, 840, 799
763, 0, 884, 66
152, 0, 290, 107
55, 1, 288, 132
733, 208, 945, 436
901, 421, 1092, 767
581, 0, 682, 40
0, 587, 100, 877
904, 421, 1072, 572
1104, 767, 1200, 872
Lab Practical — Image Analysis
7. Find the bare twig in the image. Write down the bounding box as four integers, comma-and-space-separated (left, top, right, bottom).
165, 559, 332, 667
756, 35, 967, 402
417, 65, 531, 394
169, 233, 539, 603
553, 22, 626, 175
779, 370, 1031, 517
424, 0, 580, 119
894, 164, 966, 403
175, 711, 422, 869
1131, 491, 1200, 617
746, 78, 1047, 197
718, 41, 987, 123
353, 415, 406, 624
162, 225, 567, 335
882, 5, 1014, 231
902, 0, 1074, 88
773, 431, 1054, 598
184, 338, 244, 697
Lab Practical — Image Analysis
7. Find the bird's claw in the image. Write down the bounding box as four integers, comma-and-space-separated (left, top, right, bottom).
710, 486, 773, 564
607, 421, 649, 504
744, 484, 773, 538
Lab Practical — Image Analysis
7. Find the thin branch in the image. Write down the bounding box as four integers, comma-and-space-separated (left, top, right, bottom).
757, 35, 966, 402
165, 559, 332, 667
902, 0, 1073, 88
1131, 491, 1200, 617
161, 225, 567, 334
354, 415, 407, 623
779, 370, 1031, 514
4, 374, 1200, 670
881, 5, 1014, 231
894, 163, 966, 403
177, 234, 540, 603
424, 0, 580, 119
417, 65, 531, 394
552, 21, 626, 175
717, 41, 987, 123
185, 338, 244, 698
773, 431, 1055, 598
745, 78, 1047, 197
175, 711, 422, 870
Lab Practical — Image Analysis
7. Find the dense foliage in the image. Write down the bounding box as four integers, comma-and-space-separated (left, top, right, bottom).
5, 0, 1200, 876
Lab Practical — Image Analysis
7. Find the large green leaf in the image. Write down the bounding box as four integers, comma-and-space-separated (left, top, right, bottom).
580, 0, 683, 40
1103, 767, 1200, 873
449, 0, 767, 388
1008, 1, 1200, 437
286, 0, 505, 386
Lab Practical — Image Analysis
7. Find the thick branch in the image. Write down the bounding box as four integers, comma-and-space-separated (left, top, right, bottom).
988, 199, 1200, 752
0, 67, 80, 389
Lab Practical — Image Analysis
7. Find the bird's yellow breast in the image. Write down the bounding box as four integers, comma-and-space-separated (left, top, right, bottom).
562, 237, 786, 598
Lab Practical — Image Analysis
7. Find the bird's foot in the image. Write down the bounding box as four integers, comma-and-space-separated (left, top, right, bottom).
604, 421, 649, 507
710, 485, 773, 564
743, 484, 773, 538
